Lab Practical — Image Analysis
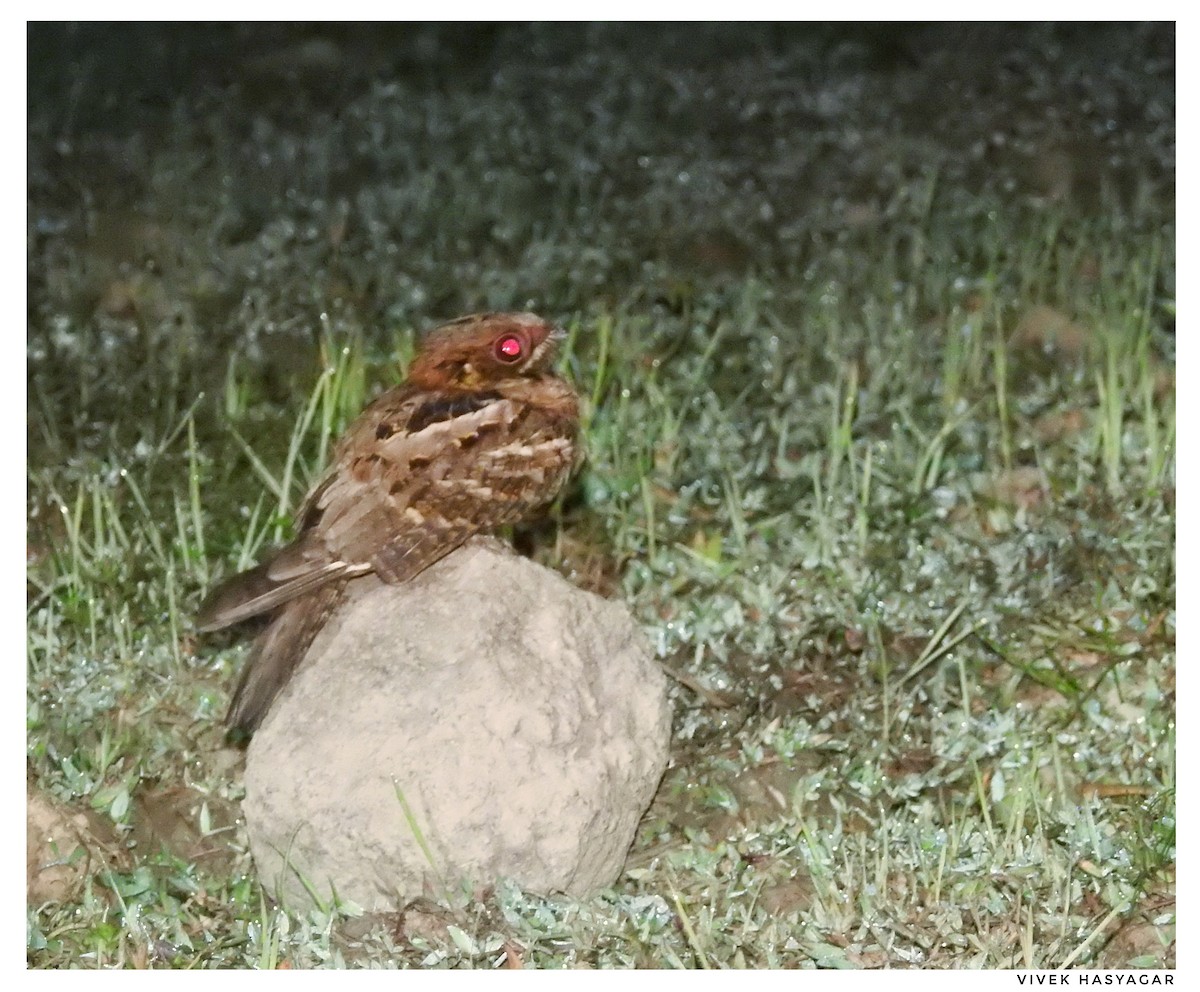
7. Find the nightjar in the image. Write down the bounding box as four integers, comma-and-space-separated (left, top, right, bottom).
197, 312, 581, 735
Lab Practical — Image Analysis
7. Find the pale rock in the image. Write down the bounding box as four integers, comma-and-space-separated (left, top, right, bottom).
242, 540, 671, 910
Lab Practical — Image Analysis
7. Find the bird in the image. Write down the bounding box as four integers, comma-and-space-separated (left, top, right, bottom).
197, 311, 581, 736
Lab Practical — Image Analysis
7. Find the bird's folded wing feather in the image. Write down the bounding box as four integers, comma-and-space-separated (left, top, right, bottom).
196, 390, 538, 627
195, 554, 354, 632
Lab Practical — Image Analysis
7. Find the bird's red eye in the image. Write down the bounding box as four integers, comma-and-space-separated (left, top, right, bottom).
495, 334, 524, 362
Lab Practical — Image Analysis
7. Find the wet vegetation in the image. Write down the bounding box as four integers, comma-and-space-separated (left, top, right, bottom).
27, 23, 1173, 968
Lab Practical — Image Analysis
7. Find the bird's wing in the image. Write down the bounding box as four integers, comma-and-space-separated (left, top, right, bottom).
199, 384, 576, 626
313, 390, 526, 582
194, 546, 360, 632
197, 389, 523, 626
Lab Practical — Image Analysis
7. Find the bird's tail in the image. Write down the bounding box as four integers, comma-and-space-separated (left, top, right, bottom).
225, 579, 347, 738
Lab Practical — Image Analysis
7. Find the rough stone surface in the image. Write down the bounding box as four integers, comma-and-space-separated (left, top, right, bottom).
242, 540, 671, 911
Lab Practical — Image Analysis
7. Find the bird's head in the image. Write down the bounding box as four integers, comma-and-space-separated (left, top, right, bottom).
407, 312, 566, 391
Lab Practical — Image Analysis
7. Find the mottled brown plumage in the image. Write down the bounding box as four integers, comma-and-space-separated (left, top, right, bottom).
197, 312, 580, 735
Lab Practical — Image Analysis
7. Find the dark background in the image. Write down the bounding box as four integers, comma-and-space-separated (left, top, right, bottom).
28, 21, 1175, 448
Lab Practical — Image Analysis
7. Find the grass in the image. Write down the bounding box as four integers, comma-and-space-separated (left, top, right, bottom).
27, 24, 1173, 969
